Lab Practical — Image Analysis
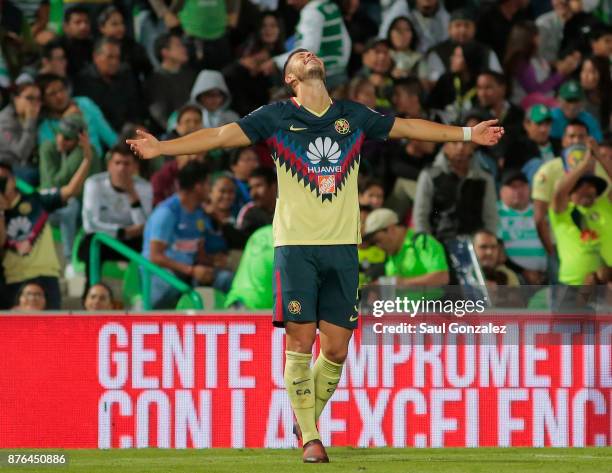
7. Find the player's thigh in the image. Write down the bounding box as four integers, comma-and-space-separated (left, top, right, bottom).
317, 245, 359, 331
273, 246, 318, 327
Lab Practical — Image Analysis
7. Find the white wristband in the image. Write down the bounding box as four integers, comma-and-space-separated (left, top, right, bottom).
462, 126, 472, 142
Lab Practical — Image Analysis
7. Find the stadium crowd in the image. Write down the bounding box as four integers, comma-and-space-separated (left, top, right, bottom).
0, 0, 610, 311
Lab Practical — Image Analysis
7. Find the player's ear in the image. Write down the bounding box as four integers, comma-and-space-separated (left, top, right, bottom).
284, 72, 296, 87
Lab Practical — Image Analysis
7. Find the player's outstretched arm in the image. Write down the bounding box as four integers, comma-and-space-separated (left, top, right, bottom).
388, 118, 504, 146
126, 122, 252, 159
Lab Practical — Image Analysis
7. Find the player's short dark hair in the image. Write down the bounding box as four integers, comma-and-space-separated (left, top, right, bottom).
94, 36, 120, 55
249, 166, 276, 186
477, 69, 507, 87
41, 38, 65, 60
64, 5, 89, 24
36, 73, 68, 95
282, 48, 309, 80
0, 159, 14, 175
178, 161, 209, 191
154, 32, 181, 63
565, 118, 588, 132
177, 104, 202, 123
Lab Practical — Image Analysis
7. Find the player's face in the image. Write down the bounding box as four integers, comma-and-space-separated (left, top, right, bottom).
287, 51, 326, 83
100, 11, 125, 40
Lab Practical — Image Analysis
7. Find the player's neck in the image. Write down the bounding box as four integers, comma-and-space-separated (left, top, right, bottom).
295, 80, 332, 115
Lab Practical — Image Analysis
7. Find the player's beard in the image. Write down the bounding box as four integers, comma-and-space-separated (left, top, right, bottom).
301, 64, 326, 81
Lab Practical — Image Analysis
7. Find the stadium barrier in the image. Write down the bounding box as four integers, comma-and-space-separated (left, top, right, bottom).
1, 313, 611, 448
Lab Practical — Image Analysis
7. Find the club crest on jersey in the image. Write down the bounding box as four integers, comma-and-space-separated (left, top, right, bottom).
334, 118, 350, 134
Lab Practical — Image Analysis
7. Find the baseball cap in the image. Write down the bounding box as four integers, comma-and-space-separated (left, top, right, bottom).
558, 80, 585, 101
363, 208, 399, 240
450, 7, 476, 23
58, 114, 86, 140
501, 169, 528, 187
364, 38, 390, 53
572, 174, 607, 196
526, 104, 552, 124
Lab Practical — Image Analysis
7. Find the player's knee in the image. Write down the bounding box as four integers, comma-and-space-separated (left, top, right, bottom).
321, 347, 348, 364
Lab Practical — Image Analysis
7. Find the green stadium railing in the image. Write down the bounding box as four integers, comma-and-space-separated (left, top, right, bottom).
88, 232, 204, 310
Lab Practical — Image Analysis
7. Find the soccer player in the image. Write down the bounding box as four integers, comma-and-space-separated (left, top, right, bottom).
127, 49, 503, 463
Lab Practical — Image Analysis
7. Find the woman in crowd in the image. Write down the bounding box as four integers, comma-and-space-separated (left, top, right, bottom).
580, 55, 611, 130
387, 16, 421, 79
13, 282, 47, 311
0, 82, 41, 184
97, 5, 152, 82
504, 20, 580, 108
83, 283, 115, 311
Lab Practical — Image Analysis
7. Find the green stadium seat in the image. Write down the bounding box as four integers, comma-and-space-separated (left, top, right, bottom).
122, 260, 143, 309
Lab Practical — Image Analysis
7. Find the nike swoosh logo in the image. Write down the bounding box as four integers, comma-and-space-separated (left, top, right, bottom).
349, 314, 359, 322
292, 378, 310, 385
327, 381, 339, 386
290, 125, 307, 131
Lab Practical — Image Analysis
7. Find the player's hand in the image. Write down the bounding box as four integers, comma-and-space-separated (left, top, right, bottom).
471, 119, 504, 146
126, 129, 161, 160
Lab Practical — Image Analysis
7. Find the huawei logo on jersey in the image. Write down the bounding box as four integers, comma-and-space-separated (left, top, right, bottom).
306, 137, 341, 165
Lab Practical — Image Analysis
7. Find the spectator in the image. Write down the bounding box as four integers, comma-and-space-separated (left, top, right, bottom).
0, 150, 92, 309
550, 139, 612, 285
426, 43, 483, 124
358, 38, 394, 109
225, 225, 274, 309
237, 167, 277, 237
97, 6, 152, 82
503, 20, 580, 108
342, 0, 378, 75
12, 282, 47, 311
152, 153, 205, 207
74, 37, 143, 132
229, 147, 259, 217
506, 104, 560, 176
37, 73, 117, 156
164, 104, 203, 141
413, 139, 498, 243
473, 70, 525, 160
347, 77, 377, 109
407, 0, 449, 55
420, 8, 501, 88
267, 0, 352, 89
497, 170, 547, 284
143, 160, 215, 309
579, 56, 611, 130
80, 144, 153, 289
475, 0, 531, 62
550, 80, 603, 142
588, 23, 612, 60
532, 120, 610, 259
387, 16, 421, 79
59, 6, 93, 80
190, 70, 239, 129
83, 282, 114, 311
364, 207, 450, 286
145, 32, 196, 131
39, 116, 102, 272
39, 39, 68, 77
358, 177, 384, 209
0, 82, 41, 184
357, 204, 385, 286
178, 0, 233, 70
536, 0, 574, 64
205, 175, 246, 253
473, 229, 521, 286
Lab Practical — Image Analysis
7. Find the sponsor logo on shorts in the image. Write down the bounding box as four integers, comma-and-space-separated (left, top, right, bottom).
288, 300, 302, 315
